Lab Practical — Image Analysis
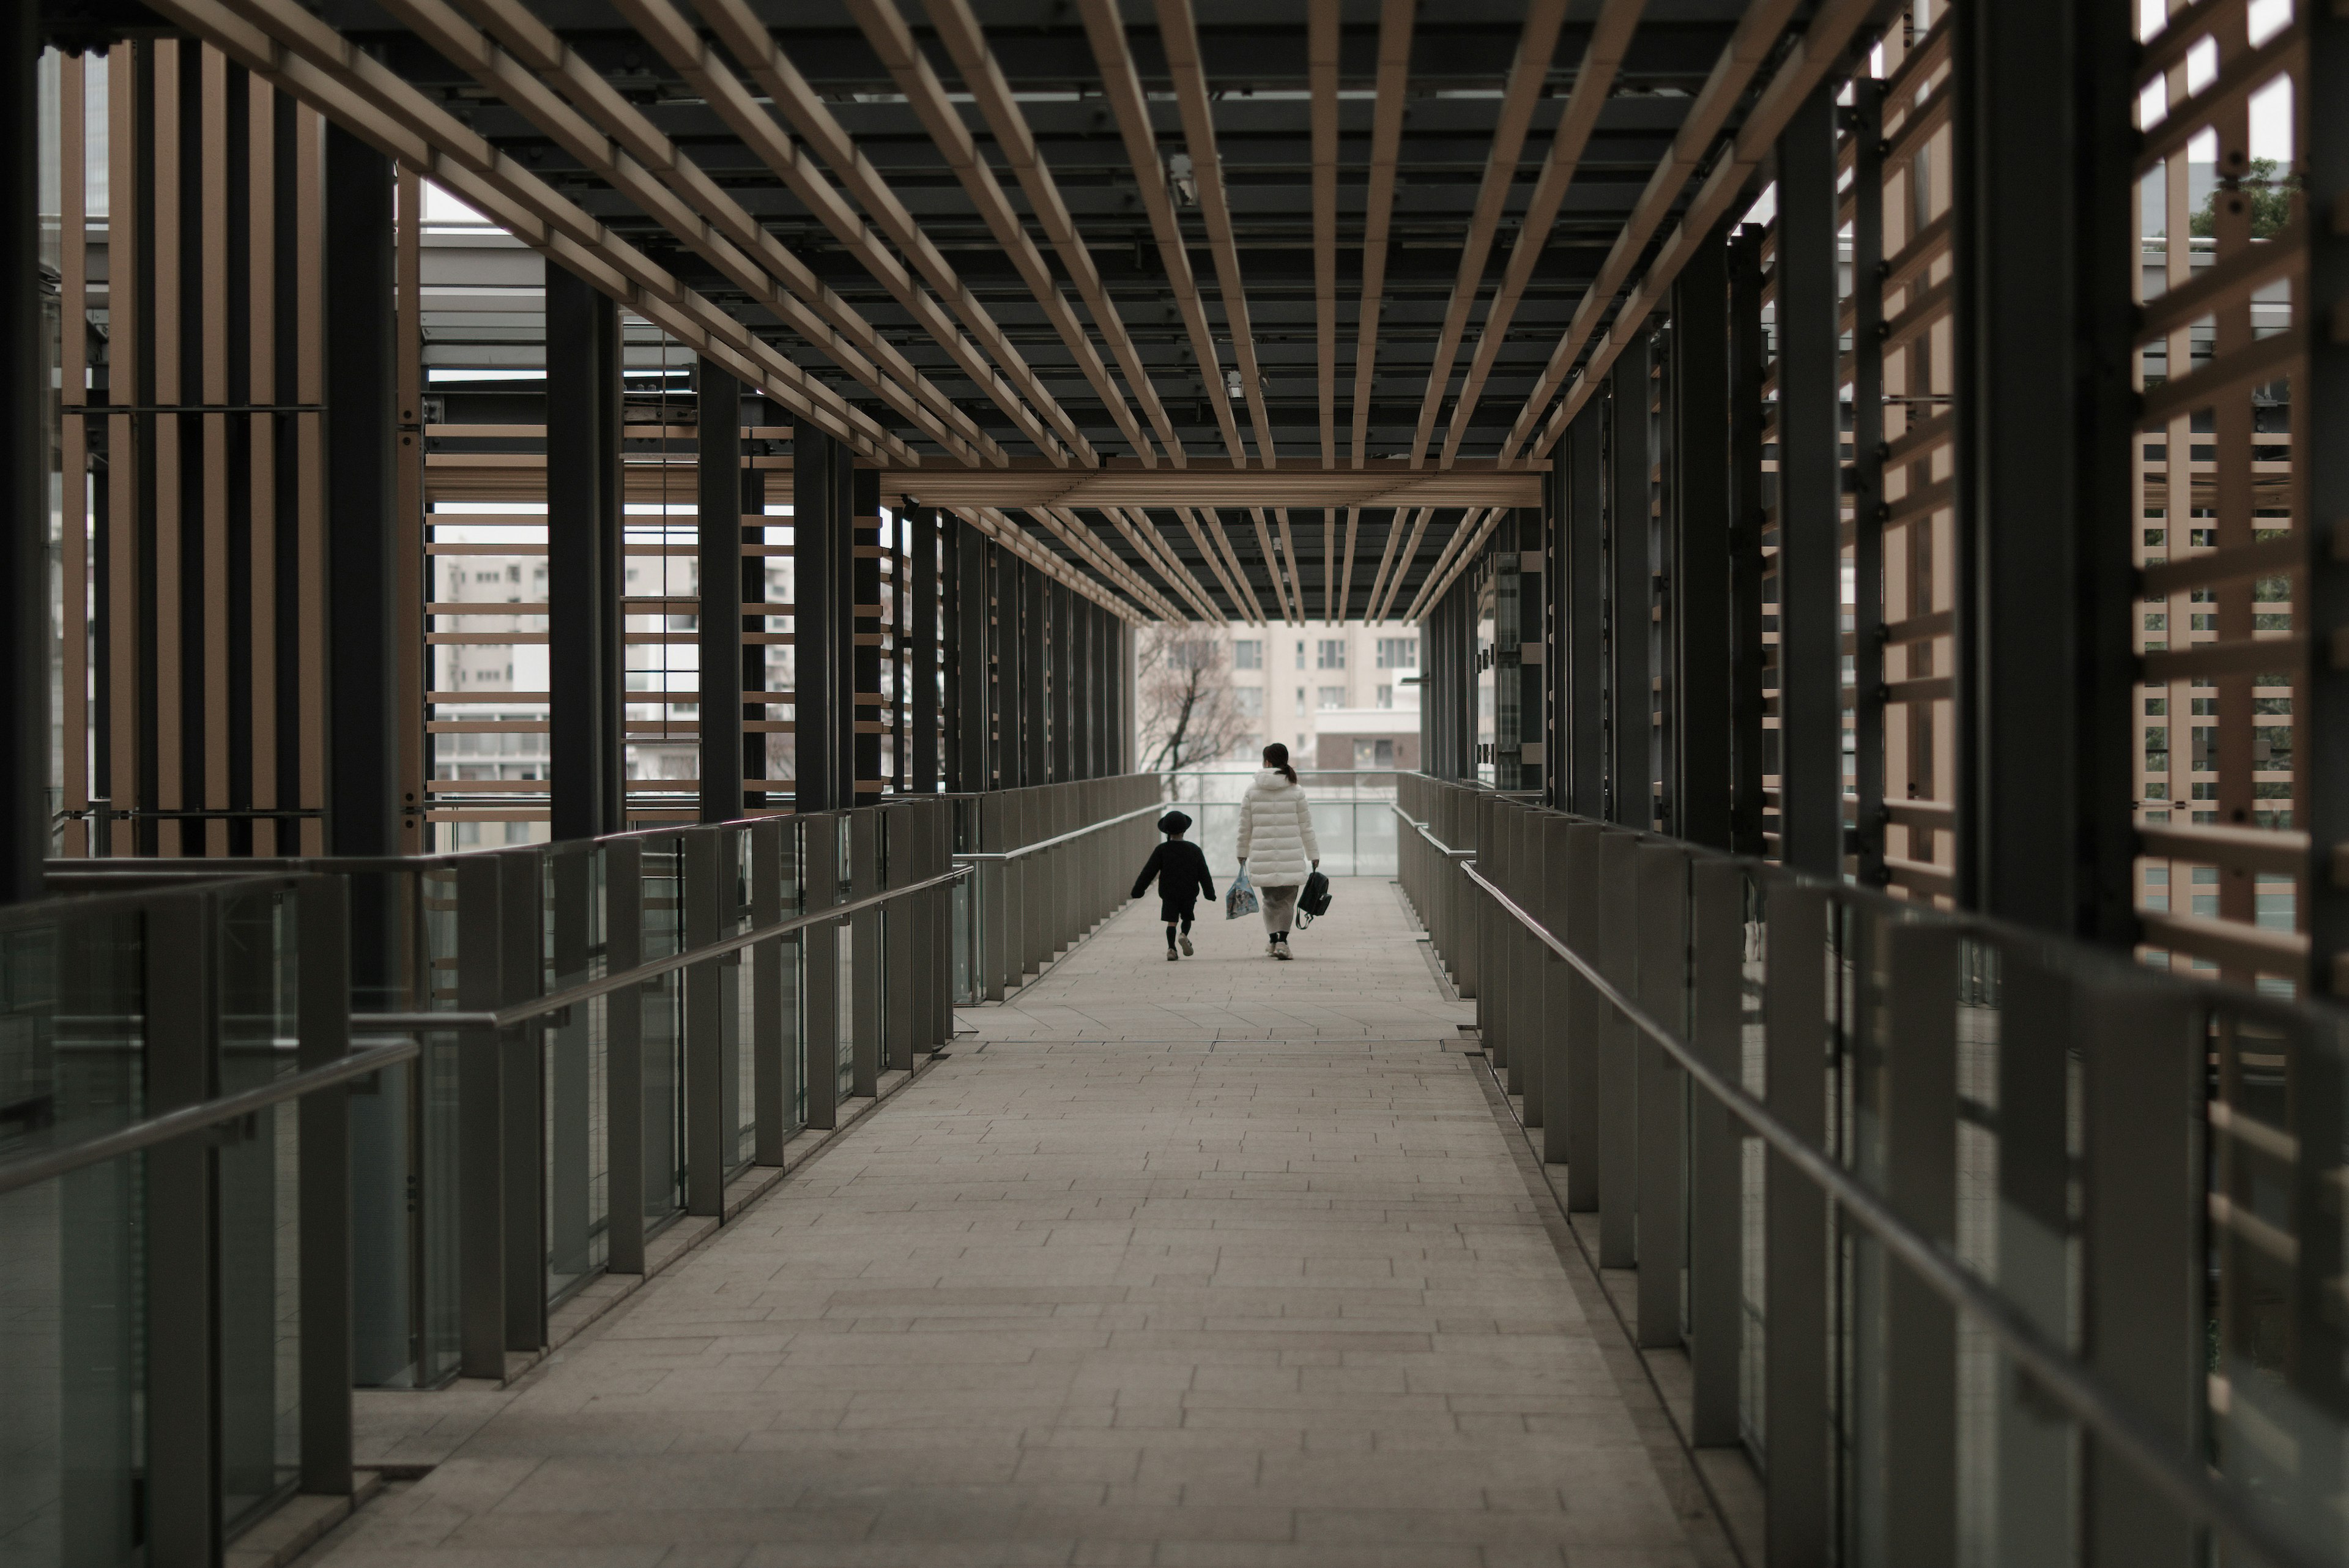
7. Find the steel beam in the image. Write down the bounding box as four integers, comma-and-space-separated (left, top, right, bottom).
794, 418, 843, 813
1727, 225, 1769, 857
322, 125, 398, 860
2314, 0, 2349, 995
1953, 0, 2140, 939
0, 0, 40, 900
699, 363, 746, 824
547, 265, 622, 840
1671, 233, 1734, 850
1607, 340, 1650, 828
1775, 84, 1844, 877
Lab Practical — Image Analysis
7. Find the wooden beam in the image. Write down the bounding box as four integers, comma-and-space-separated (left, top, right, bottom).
883, 464, 1541, 510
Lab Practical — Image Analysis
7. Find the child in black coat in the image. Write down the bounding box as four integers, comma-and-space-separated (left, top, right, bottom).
1132, 811, 1216, 959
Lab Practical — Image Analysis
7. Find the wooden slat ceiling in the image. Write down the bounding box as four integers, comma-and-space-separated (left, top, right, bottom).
152, 0, 1880, 621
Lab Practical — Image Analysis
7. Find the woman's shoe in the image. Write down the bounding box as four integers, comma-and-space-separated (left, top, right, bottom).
1167, 948, 1180, 960
1179, 935, 1194, 956
1273, 942, 1294, 960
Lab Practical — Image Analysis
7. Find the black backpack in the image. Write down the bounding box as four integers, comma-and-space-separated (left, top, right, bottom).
1295, 869, 1332, 926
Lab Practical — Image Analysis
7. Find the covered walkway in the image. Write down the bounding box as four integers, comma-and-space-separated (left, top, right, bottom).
318, 882, 1723, 1567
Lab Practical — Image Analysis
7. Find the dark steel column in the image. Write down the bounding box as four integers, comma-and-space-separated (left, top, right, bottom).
1022, 567, 1047, 786
547, 266, 623, 841
910, 505, 939, 792
952, 520, 992, 790
1671, 234, 1734, 851
323, 127, 398, 859
1564, 406, 1606, 815
1050, 582, 1073, 781
1607, 344, 1650, 828
852, 468, 883, 797
1727, 225, 1769, 857
698, 360, 744, 824
793, 419, 842, 812
1776, 84, 1844, 877
1846, 88, 1889, 885
2312, 0, 2349, 993
1953, 0, 2139, 937
0, 1, 40, 899
995, 554, 1023, 786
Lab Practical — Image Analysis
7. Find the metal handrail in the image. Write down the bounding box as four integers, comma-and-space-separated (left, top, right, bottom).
353, 864, 973, 1034
1389, 801, 1475, 858
953, 801, 1165, 862
1456, 855, 2322, 1568
0, 1038, 421, 1199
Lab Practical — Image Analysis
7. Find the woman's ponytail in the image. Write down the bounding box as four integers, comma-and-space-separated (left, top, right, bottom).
1263, 742, 1297, 785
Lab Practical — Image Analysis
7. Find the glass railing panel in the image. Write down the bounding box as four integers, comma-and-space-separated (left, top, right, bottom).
543, 844, 609, 1306
0, 901, 148, 1564
638, 834, 688, 1233
1737, 867, 1768, 1460
951, 877, 973, 1006
407, 866, 463, 1389
836, 816, 855, 1102
214, 883, 305, 1535
0, 1147, 146, 1565
730, 829, 756, 1169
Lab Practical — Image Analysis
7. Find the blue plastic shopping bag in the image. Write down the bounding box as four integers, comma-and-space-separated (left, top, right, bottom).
1224, 868, 1258, 920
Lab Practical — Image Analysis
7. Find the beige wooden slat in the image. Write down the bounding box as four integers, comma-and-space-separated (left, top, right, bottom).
679, 0, 1092, 464
1075, 0, 1253, 467
410, 0, 998, 464
1499, 0, 1808, 458
1403, 0, 1571, 467
1350, 0, 1417, 469
1435, 0, 1646, 467
919, 0, 1186, 462
844, 0, 1155, 464
1156, 0, 1280, 467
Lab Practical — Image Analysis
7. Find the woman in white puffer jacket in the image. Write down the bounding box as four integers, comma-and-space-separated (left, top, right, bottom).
1236, 743, 1319, 959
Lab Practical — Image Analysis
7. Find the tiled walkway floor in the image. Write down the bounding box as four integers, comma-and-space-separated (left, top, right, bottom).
316, 880, 1721, 1568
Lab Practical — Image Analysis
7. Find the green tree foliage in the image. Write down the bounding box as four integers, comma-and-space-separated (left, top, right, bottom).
2189, 158, 2297, 239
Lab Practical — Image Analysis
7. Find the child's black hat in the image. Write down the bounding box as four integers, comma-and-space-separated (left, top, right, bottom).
1159, 811, 1192, 835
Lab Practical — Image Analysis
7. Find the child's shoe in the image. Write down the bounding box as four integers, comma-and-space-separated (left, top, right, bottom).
1179, 935, 1194, 956
1166, 948, 1180, 961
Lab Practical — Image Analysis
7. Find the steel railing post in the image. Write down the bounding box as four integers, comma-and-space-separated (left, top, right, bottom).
802, 814, 841, 1129
1685, 855, 1746, 1447
604, 837, 647, 1272
1560, 821, 1605, 1213
980, 793, 1009, 1000
1763, 881, 1833, 1566
1595, 830, 1641, 1269
850, 809, 881, 1097
295, 874, 355, 1496
1634, 839, 1691, 1349
1880, 920, 1961, 1568
453, 853, 507, 1379
145, 890, 218, 1566
751, 819, 789, 1164
681, 828, 727, 1216
1538, 814, 1573, 1165
497, 848, 546, 1350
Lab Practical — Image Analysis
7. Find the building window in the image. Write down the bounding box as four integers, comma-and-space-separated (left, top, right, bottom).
1294, 640, 1307, 670
1376, 684, 1393, 710
1316, 639, 1346, 669
1353, 738, 1396, 768
1294, 687, 1305, 710
1376, 636, 1419, 669
1234, 686, 1263, 718
1233, 639, 1263, 670
1318, 686, 1345, 710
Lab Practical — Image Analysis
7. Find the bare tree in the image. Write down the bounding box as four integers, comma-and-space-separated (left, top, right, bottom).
1136, 626, 1248, 794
